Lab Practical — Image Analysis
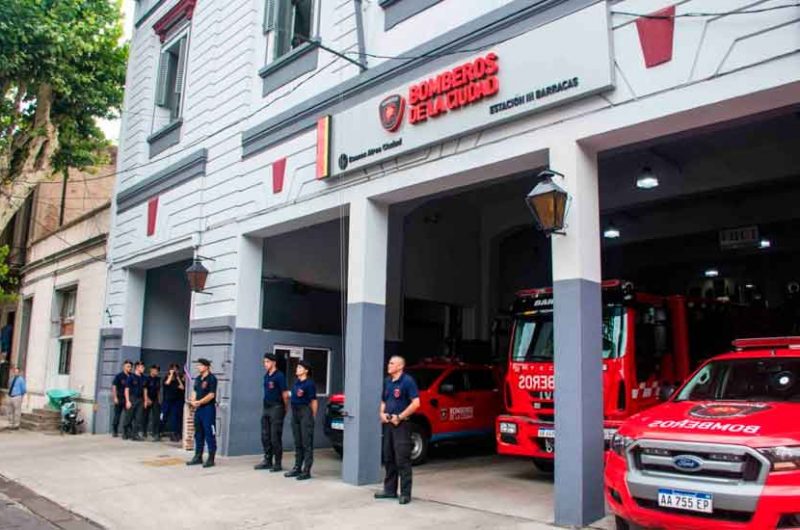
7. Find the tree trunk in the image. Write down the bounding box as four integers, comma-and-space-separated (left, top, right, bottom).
0, 83, 59, 233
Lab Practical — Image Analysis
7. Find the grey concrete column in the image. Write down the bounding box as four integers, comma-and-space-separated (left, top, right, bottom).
549, 141, 605, 526
342, 198, 388, 485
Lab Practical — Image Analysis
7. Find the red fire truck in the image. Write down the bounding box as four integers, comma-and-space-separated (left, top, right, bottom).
606, 337, 800, 530
495, 280, 741, 471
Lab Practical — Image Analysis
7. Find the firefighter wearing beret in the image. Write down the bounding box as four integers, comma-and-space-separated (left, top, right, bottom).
285, 359, 317, 480
187, 358, 218, 468
254, 352, 289, 472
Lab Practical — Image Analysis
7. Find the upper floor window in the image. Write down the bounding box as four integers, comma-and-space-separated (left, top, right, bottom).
155, 33, 188, 124
265, 0, 314, 61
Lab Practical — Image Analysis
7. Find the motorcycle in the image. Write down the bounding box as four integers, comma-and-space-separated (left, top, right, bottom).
58, 395, 83, 435
46, 389, 83, 435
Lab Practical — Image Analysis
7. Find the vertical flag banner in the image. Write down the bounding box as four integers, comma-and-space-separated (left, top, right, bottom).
316, 115, 331, 180
147, 196, 159, 236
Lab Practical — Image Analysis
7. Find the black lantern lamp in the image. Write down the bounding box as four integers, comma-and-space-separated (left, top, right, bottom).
525, 169, 570, 236
186, 256, 213, 294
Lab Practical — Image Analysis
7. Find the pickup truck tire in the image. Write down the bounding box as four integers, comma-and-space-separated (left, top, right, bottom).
532, 458, 554, 473
409, 422, 429, 466
614, 516, 642, 530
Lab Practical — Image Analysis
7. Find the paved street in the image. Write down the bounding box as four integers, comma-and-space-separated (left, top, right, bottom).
0, 428, 614, 530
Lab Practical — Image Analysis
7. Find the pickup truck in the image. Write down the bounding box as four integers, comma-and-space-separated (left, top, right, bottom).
324, 360, 502, 465
605, 337, 800, 530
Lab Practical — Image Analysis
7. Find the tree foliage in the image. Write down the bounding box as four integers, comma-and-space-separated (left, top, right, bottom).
0, 0, 128, 231
0, 245, 16, 304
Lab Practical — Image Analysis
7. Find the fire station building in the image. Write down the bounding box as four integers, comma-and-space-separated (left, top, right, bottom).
102, 0, 800, 525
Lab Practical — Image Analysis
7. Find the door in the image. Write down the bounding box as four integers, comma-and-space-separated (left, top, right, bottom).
464, 369, 501, 434
435, 369, 477, 434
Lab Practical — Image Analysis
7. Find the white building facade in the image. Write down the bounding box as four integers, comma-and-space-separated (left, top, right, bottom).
105, 0, 800, 524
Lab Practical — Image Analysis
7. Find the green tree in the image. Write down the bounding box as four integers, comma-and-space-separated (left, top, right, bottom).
0, 245, 16, 304
0, 0, 128, 231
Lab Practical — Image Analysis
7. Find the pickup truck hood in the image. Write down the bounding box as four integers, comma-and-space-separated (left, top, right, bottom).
621, 400, 800, 448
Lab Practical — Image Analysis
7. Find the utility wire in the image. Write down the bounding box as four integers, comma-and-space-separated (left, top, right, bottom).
7, 2, 798, 190
612, 3, 800, 19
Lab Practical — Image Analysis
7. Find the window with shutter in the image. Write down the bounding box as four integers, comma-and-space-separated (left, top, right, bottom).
154, 33, 189, 123
263, 0, 276, 34
173, 37, 188, 117
155, 50, 172, 107
270, 0, 314, 61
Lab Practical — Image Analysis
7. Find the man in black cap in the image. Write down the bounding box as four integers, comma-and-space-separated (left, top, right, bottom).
285, 359, 317, 480
187, 358, 218, 468
255, 352, 289, 472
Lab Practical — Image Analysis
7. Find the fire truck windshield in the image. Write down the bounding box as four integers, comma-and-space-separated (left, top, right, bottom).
511, 305, 626, 362
675, 358, 800, 403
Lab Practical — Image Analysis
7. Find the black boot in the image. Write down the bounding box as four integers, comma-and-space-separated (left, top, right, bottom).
296, 470, 311, 481
284, 468, 301, 478
254, 457, 272, 470
270, 461, 283, 473
203, 452, 216, 468
186, 453, 203, 466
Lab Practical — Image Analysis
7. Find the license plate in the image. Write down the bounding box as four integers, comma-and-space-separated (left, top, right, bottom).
538, 427, 555, 438
658, 489, 713, 514
330, 419, 344, 431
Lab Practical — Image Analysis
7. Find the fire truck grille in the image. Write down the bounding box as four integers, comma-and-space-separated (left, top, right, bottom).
633, 497, 753, 523
631, 442, 765, 483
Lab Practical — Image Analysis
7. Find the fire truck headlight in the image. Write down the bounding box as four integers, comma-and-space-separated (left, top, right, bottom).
499, 422, 518, 435
610, 433, 633, 457
758, 446, 800, 471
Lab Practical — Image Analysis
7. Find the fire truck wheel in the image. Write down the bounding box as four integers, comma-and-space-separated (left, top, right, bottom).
409, 422, 429, 466
532, 458, 554, 473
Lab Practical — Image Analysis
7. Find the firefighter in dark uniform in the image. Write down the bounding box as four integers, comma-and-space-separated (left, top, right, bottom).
374, 355, 420, 505
254, 353, 289, 472
111, 360, 132, 437
143, 364, 161, 441
284, 360, 317, 480
186, 358, 218, 468
122, 361, 146, 441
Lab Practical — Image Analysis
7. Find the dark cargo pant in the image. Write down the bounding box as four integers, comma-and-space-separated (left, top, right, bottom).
290, 405, 314, 473
111, 400, 125, 435
383, 421, 412, 497
261, 403, 286, 466
145, 402, 161, 438
122, 397, 144, 439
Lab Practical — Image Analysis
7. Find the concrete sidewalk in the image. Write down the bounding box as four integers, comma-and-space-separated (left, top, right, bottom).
0, 429, 614, 530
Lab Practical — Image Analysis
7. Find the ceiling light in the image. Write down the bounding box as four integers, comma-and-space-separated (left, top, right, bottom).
636, 166, 659, 189
745, 284, 755, 289
604, 226, 620, 239
705, 269, 719, 278
759, 239, 771, 249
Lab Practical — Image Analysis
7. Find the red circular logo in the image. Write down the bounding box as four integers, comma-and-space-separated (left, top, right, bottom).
379, 94, 406, 132
201, 381, 208, 389
268, 382, 275, 389
297, 389, 304, 397
393, 388, 401, 399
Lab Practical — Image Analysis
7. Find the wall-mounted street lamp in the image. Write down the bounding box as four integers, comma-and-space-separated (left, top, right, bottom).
525, 169, 570, 236
186, 252, 215, 294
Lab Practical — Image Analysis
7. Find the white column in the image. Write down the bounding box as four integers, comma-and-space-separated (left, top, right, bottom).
549, 140, 605, 526
342, 197, 388, 485
235, 235, 264, 329
122, 268, 146, 347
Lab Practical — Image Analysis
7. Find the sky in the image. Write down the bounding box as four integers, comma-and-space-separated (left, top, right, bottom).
97, 0, 136, 144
